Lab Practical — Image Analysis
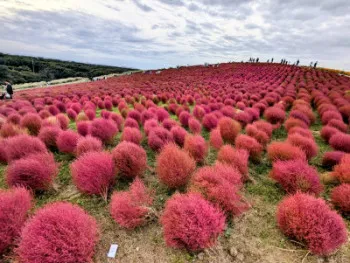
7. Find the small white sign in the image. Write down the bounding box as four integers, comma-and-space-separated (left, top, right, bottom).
107, 244, 118, 258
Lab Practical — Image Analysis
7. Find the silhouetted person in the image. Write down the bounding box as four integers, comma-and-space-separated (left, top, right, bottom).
271, 58, 274, 63
314, 61, 318, 68
296, 59, 300, 66
267, 59, 270, 63
256, 58, 259, 63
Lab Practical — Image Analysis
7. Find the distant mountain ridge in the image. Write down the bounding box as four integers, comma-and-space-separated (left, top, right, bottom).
0, 52, 136, 84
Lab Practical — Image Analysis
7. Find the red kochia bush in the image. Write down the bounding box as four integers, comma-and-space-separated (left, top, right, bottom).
331, 184, 350, 213
270, 160, 323, 195
217, 145, 249, 180
77, 121, 91, 136
332, 154, 350, 183
110, 178, 153, 229
38, 126, 61, 149
121, 127, 142, 145
148, 127, 173, 151
0, 188, 32, 254
329, 132, 350, 153
6, 153, 58, 191
190, 165, 248, 216
218, 117, 241, 144
277, 193, 347, 256
161, 193, 226, 252
4, 135, 47, 163
188, 117, 202, 134
264, 107, 286, 124
320, 126, 339, 143
209, 128, 223, 150
253, 120, 273, 137
71, 151, 115, 199
20, 113, 42, 135
17, 202, 99, 263
76, 136, 103, 157
112, 141, 147, 178
156, 143, 196, 188
267, 142, 306, 162
0, 123, 27, 138
322, 151, 345, 168
235, 134, 263, 161
202, 113, 218, 131
90, 118, 118, 144
184, 134, 208, 163
57, 130, 80, 154
245, 124, 270, 145
287, 133, 318, 160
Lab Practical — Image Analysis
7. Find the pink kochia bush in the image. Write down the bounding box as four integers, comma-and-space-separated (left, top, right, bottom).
156, 143, 196, 188
0, 188, 32, 254
218, 117, 241, 144
170, 126, 187, 147
287, 133, 318, 160
71, 151, 115, 199
90, 118, 118, 144
209, 128, 223, 150
17, 202, 99, 263
112, 141, 147, 178
110, 178, 153, 229
235, 134, 263, 162
322, 151, 345, 168
264, 106, 286, 124
277, 193, 347, 256
20, 113, 42, 135
121, 127, 142, 145
190, 165, 249, 216
184, 134, 208, 163
148, 127, 173, 151
57, 130, 80, 154
331, 184, 350, 214
6, 153, 58, 191
38, 126, 61, 149
76, 136, 103, 157
329, 132, 350, 153
77, 121, 91, 136
161, 193, 226, 252
267, 142, 306, 162
332, 154, 350, 183
4, 134, 47, 163
270, 159, 323, 195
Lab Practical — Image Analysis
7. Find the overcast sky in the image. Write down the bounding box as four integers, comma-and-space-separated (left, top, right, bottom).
0, 0, 349, 70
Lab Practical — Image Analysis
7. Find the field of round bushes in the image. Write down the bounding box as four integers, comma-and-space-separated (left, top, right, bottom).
0, 62, 350, 262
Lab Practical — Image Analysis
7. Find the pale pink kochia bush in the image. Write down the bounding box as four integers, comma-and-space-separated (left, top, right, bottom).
184, 134, 208, 163
110, 178, 153, 229
161, 193, 226, 252
76, 136, 103, 157
17, 202, 99, 263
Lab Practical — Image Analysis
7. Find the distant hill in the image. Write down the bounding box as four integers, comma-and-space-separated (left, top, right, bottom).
0, 53, 136, 84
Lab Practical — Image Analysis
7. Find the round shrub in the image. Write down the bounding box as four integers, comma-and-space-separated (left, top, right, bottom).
218, 117, 241, 144
112, 141, 147, 178
245, 124, 270, 145
320, 125, 339, 143
148, 127, 173, 151
156, 143, 196, 188
7, 113, 21, 125
38, 126, 61, 149
170, 126, 187, 147
76, 136, 103, 157
0, 188, 32, 254
144, 119, 158, 136
288, 126, 313, 139
6, 153, 58, 191
235, 134, 263, 161
287, 133, 318, 160
322, 151, 345, 168
56, 114, 69, 130
327, 119, 347, 133
20, 113, 42, 135
264, 107, 286, 124
329, 132, 350, 153
66, 108, 77, 120
270, 159, 323, 195
284, 117, 308, 131
253, 120, 273, 137
124, 117, 139, 129
121, 127, 142, 145
161, 193, 226, 252
90, 118, 118, 144
17, 202, 99, 263
0, 123, 27, 138
179, 111, 191, 127
209, 128, 223, 150
57, 130, 80, 154
188, 117, 202, 134
4, 135, 47, 163
71, 151, 116, 199
110, 178, 153, 229
217, 145, 249, 179
77, 121, 90, 136
267, 142, 306, 162
184, 134, 208, 163
277, 193, 347, 256
331, 184, 350, 213
202, 113, 218, 131
190, 165, 248, 216
332, 154, 350, 183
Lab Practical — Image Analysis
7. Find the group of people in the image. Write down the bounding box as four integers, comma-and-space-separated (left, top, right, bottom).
0, 81, 13, 100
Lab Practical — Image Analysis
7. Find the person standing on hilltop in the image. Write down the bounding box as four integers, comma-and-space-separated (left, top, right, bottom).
0, 81, 13, 100
314, 61, 318, 68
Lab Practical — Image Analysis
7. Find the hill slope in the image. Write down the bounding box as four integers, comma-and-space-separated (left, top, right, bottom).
0, 53, 136, 84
